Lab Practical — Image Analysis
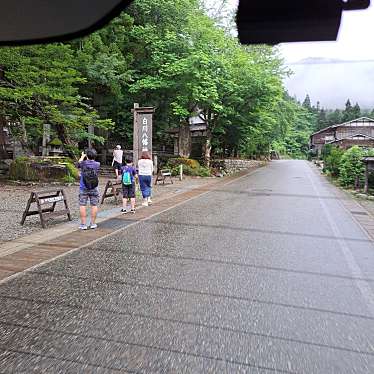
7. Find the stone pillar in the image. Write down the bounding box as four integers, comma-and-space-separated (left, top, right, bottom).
153, 154, 158, 175
42, 123, 51, 156
173, 137, 179, 156
178, 123, 191, 158
88, 125, 94, 149
132, 103, 139, 167
0, 116, 8, 159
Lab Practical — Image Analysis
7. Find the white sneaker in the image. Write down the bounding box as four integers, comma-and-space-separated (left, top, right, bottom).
79, 224, 88, 230
90, 224, 98, 229
142, 201, 148, 206
147, 198, 153, 205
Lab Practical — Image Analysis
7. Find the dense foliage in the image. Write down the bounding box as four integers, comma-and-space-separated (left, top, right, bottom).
0, 0, 328, 162
322, 145, 374, 190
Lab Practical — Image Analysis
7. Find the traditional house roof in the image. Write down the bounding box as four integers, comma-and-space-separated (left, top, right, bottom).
167, 123, 207, 134
326, 133, 374, 144
310, 117, 374, 137
362, 156, 374, 163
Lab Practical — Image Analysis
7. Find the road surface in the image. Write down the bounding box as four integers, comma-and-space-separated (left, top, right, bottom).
1, 160, 374, 373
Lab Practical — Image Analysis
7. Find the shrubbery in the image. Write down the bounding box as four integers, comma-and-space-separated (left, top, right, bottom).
167, 157, 211, 177
322, 146, 374, 191
338, 146, 366, 188
323, 147, 344, 177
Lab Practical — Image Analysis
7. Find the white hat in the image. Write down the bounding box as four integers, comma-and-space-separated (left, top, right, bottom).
116, 145, 121, 149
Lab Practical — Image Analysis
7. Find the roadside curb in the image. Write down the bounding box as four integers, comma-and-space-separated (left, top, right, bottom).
0, 166, 263, 284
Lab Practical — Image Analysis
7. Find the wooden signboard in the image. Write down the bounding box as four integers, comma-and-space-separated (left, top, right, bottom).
132, 104, 155, 167
21, 189, 71, 228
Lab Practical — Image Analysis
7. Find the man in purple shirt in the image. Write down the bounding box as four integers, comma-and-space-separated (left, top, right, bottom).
78, 149, 100, 230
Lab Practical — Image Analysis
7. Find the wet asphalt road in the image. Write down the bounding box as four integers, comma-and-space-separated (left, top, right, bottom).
1, 160, 374, 373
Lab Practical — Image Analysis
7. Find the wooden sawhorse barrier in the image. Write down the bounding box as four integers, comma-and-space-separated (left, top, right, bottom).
21, 189, 72, 228
154, 169, 173, 185
101, 180, 122, 204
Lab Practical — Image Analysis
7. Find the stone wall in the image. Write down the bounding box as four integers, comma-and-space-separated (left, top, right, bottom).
213, 159, 266, 175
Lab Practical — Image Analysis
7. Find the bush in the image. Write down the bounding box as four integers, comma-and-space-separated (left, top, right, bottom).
338, 146, 365, 188
169, 163, 211, 177
167, 157, 200, 169
324, 147, 344, 176
62, 175, 76, 184
61, 162, 79, 180
64, 144, 80, 158
321, 144, 333, 161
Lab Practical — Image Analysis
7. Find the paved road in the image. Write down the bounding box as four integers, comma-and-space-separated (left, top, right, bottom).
1, 160, 374, 373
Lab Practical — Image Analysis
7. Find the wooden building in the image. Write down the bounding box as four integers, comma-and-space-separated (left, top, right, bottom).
310, 117, 374, 155
168, 115, 207, 159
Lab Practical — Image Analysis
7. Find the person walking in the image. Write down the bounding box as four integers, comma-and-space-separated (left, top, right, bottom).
138, 151, 153, 206
78, 149, 100, 230
112, 145, 123, 179
120, 157, 137, 214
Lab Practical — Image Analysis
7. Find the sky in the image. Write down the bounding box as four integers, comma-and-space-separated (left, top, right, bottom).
279, 3, 374, 63
280, 4, 374, 108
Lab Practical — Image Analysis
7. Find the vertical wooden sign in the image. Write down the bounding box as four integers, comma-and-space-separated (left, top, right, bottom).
132, 104, 155, 166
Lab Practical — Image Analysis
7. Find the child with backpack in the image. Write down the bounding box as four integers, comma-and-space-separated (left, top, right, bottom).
120, 158, 137, 214
78, 149, 100, 230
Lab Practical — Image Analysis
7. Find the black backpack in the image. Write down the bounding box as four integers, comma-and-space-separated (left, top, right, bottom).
82, 166, 98, 189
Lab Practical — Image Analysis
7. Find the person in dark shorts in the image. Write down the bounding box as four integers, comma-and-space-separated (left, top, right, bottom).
120, 158, 137, 214
78, 149, 100, 230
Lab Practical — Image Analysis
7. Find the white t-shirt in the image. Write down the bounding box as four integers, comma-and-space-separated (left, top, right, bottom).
138, 158, 154, 176
112, 149, 123, 164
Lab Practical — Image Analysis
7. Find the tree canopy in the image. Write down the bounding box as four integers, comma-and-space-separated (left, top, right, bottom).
0, 0, 321, 161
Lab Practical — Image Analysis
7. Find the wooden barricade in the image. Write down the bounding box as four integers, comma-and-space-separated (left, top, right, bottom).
21, 189, 71, 228
155, 169, 173, 185
101, 180, 122, 204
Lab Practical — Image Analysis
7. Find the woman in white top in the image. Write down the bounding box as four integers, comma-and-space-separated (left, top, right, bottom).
112, 145, 123, 178
138, 151, 154, 206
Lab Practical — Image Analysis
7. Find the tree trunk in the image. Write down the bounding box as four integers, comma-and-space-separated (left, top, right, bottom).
178, 122, 191, 158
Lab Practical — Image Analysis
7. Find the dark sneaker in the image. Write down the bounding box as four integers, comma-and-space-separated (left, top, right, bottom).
131, 209, 136, 214
121, 208, 128, 214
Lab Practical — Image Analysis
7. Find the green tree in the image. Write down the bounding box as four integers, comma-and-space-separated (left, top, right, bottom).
324, 147, 344, 176
339, 146, 365, 188
0, 44, 113, 155
341, 99, 358, 122
352, 103, 361, 119
326, 109, 342, 126
302, 94, 312, 110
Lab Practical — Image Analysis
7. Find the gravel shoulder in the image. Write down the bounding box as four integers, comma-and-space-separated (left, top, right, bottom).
0, 176, 211, 242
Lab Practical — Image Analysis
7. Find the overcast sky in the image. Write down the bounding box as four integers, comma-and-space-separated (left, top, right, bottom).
280, 3, 374, 63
